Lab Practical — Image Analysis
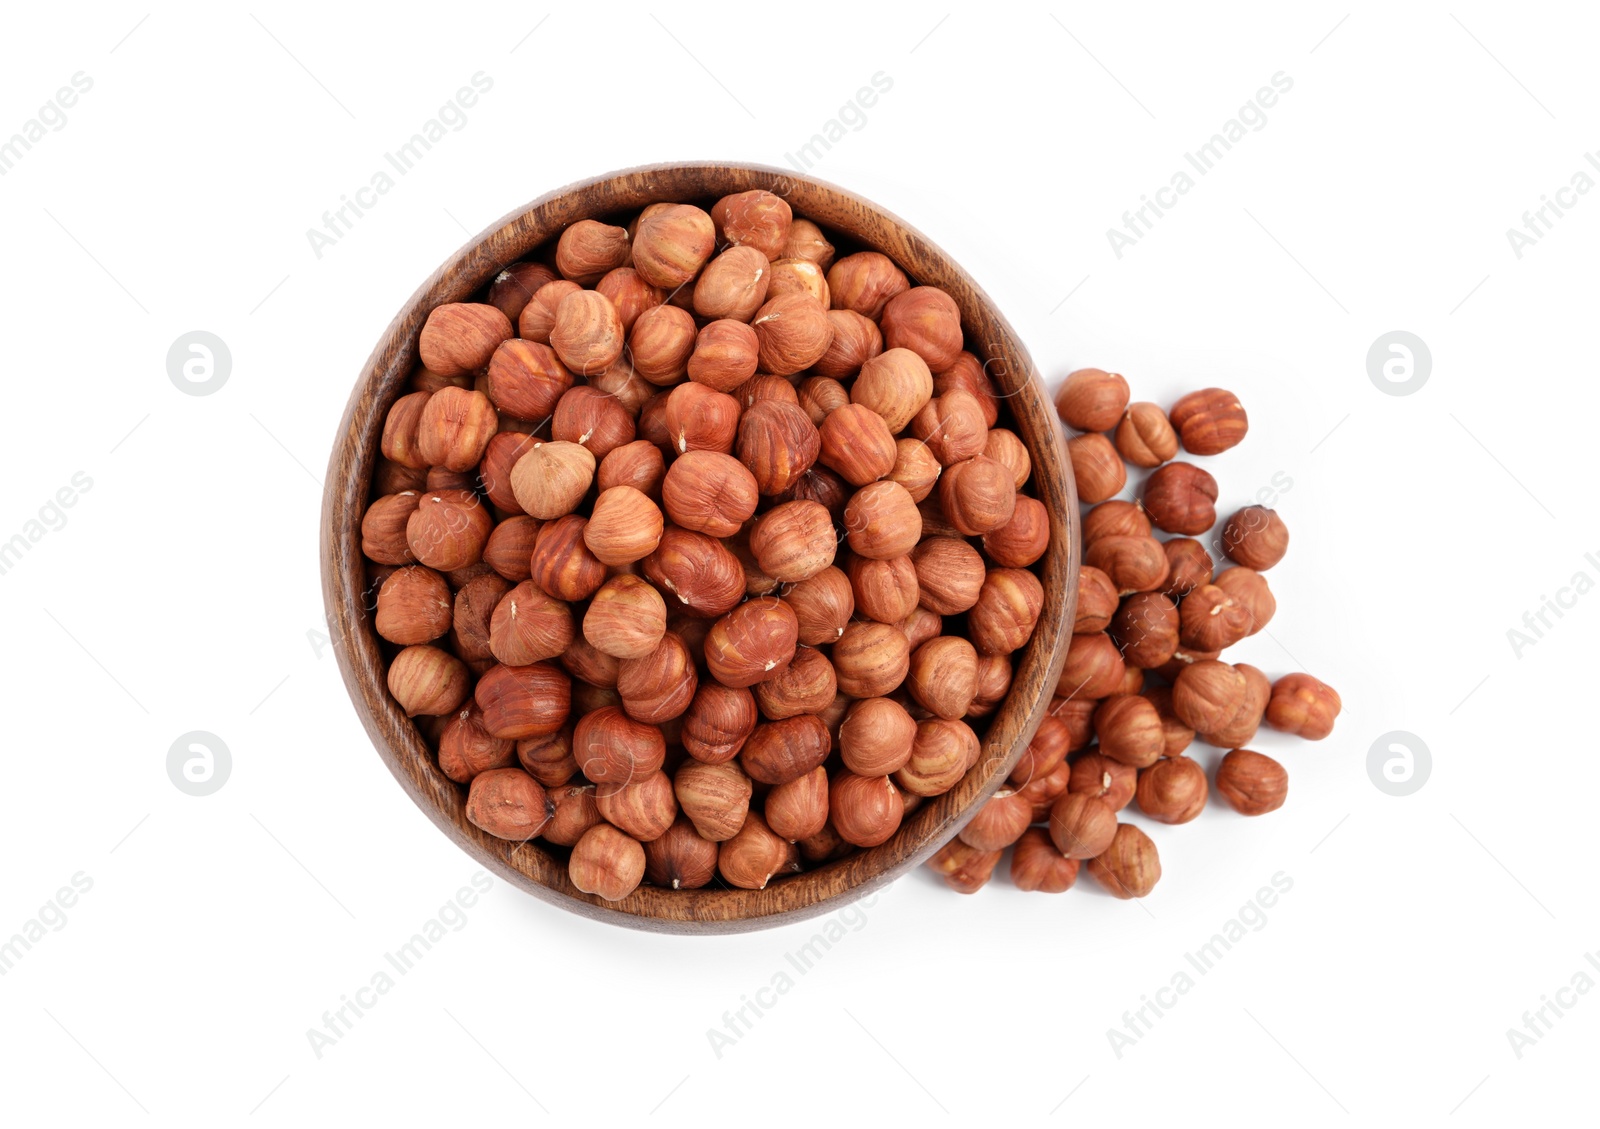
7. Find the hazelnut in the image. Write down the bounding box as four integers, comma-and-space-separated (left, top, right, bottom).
584, 574, 667, 659
1109, 591, 1180, 669
1007, 713, 1071, 787
911, 389, 988, 468
901, 605, 943, 651
1087, 823, 1162, 898
631, 203, 716, 288
730, 529, 781, 597
517, 726, 579, 787
982, 428, 1031, 489
843, 481, 922, 560
1067, 433, 1128, 505
387, 644, 470, 717
958, 787, 1032, 851
765, 766, 830, 841
555, 219, 631, 285
407, 490, 492, 570
783, 566, 855, 645
1215, 748, 1288, 815
763, 258, 828, 308
412, 387, 496, 472
839, 697, 917, 776
641, 526, 745, 618
735, 374, 801, 411
896, 718, 978, 796
1171, 659, 1247, 734
909, 537, 985, 615
465, 767, 552, 840
572, 704, 666, 785
1220, 505, 1289, 571
1170, 387, 1248, 455
1068, 751, 1138, 812
736, 400, 821, 495
694, 245, 771, 321
1143, 462, 1218, 535
888, 438, 942, 503
583, 485, 664, 566
628, 304, 697, 385
1114, 401, 1179, 467
1085, 535, 1171, 595
590, 358, 653, 416
487, 261, 558, 324
530, 514, 607, 601
968, 568, 1044, 656
479, 432, 537, 514
881, 285, 963, 371
908, 636, 979, 720
775, 465, 854, 526
373, 457, 426, 496
711, 189, 792, 259
597, 440, 666, 500
1212, 566, 1276, 634
981, 496, 1051, 569
485, 339, 572, 425
1052, 698, 1102, 752
852, 348, 933, 433
508, 440, 594, 520
438, 705, 517, 783
518, 279, 582, 344
938, 455, 1016, 536
751, 292, 833, 376
717, 812, 799, 890
474, 661, 571, 738
846, 553, 920, 624
704, 596, 799, 688
375, 566, 453, 645
740, 715, 831, 786
365, 491, 424, 563
1055, 368, 1129, 432
928, 838, 1002, 894
1161, 538, 1215, 599
832, 621, 911, 698
687, 319, 761, 391
754, 645, 836, 720
829, 773, 904, 848
1204, 663, 1271, 748
569, 823, 646, 902
552, 385, 636, 459
1057, 631, 1125, 700
1074, 566, 1120, 633
617, 634, 698, 724
1093, 694, 1165, 768
479, 521, 538, 589
644, 816, 719, 889
818, 403, 897, 486
595, 267, 662, 333
750, 500, 837, 583
549, 289, 625, 376
1048, 791, 1117, 859
451, 573, 511, 664
826, 251, 909, 320
542, 782, 602, 846
1083, 499, 1152, 547
682, 682, 759, 764
1178, 581, 1253, 652
419, 303, 513, 377
662, 450, 760, 538
1265, 673, 1341, 740
1010, 828, 1081, 893
812, 308, 883, 379
936, 352, 1001, 428
1141, 686, 1195, 757
1134, 756, 1207, 825
783, 217, 835, 269
796, 375, 851, 426
595, 769, 677, 841
488, 580, 574, 665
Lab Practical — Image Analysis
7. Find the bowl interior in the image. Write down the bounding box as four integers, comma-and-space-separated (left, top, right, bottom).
321, 162, 1079, 933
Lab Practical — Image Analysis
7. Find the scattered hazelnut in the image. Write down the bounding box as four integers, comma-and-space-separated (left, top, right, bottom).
1171, 659, 1247, 734
1057, 631, 1125, 700
1068, 752, 1137, 812
880, 286, 963, 371
1221, 505, 1289, 570
583, 575, 667, 660
928, 838, 1001, 894
1135, 757, 1208, 824
1085, 535, 1171, 595
1083, 499, 1152, 547
1086, 823, 1162, 898
569, 823, 646, 902
1265, 673, 1341, 740
1141, 686, 1194, 757
1109, 591, 1179, 669
958, 787, 1031, 851
704, 596, 799, 688
1048, 791, 1117, 859
419, 302, 513, 377
1161, 537, 1214, 599
1216, 748, 1288, 815
1093, 694, 1166, 768
896, 718, 978, 796
1143, 462, 1218, 535
1113, 402, 1179, 467
1203, 663, 1271, 748
1067, 432, 1128, 505
1212, 566, 1275, 634
1074, 566, 1120, 634
982, 496, 1051, 569
1055, 368, 1129, 432
1010, 829, 1080, 892
829, 773, 904, 848
1170, 387, 1248, 455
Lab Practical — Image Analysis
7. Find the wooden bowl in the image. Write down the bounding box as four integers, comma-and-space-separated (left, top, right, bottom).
322, 162, 1079, 933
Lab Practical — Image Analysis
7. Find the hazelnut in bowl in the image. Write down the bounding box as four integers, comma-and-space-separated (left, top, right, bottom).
322, 163, 1078, 932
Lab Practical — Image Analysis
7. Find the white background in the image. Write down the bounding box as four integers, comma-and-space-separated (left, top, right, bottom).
1, 2, 1593, 1125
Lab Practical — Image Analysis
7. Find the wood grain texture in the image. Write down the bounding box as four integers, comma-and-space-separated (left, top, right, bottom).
321, 162, 1080, 933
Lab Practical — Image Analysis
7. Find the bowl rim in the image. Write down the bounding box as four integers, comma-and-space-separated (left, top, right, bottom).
321, 160, 1079, 933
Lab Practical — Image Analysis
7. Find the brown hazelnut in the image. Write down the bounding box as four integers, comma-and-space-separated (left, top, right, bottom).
826, 251, 909, 320
1068, 751, 1137, 812
888, 438, 942, 503
740, 715, 831, 786
839, 697, 917, 777
829, 773, 903, 847
1010, 828, 1080, 892
450, 573, 510, 664
711, 189, 792, 259
791, 376, 846, 427
783, 566, 854, 645
631, 203, 715, 288
1170, 387, 1248, 455
901, 605, 943, 651
935, 352, 1001, 428
644, 816, 719, 889
552, 385, 636, 459
542, 782, 602, 846
438, 705, 517, 782
570, 822, 646, 902
640, 526, 744, 619
375, 566, 452, 645
1093, 695, 1165, 768
705, 596, 799, 688
1265, 673, 1341, 740
754, 645, 836, 720
518, 279, 582, 344
419, 303, 513, 377
1179, 584, 1254, 651
1220, 506, 1289, 571
736, 400, 821, 495
750, 500, 837, 583
852, 347, 934, 433
928, 838, 1001, 894
812, 309, 883, 379
412, 387, 496, 472
485, 339, 571, 425
1114, 401, 1179, 467
896, 718, 978, 796
517, 726, 579, 787
1140, 686, 1194, 757
596, 441, 665, 502
549, 289, 624, 376
529, 515, 606, 601
832, 621, 911, 698
1203, 663, 1271, 748
880, 286, 963, 371
910, 537, 985, 615
958, 787, 1032, 851
908, 636, 979, 720
1057, 631, 1125, 700
968, 568, 1044, 656
775, 466, 852, 520
735, 374, 801, 411
363, 493, 424, 566
1085, 535, 1171, 595
1048, 791, 1117, 859
407, 490, 492, 571
1074, 566, 1120, 634
1171, 659, 1247, 733
694, 245, 771, 321
387, 644, 470, 717
1215, 748, 1288, 815
682, 683, 759, 764
662, 450, 759, 538
626, 305, 696, 385
590, 358, 653, 417
617, 633, 698, 724
555, 219, 631, 285
687, 319, 760, 392
487, 580, 574, 665
1143, 462, 1218, 535
464, 767, 551, 840
373, 456, 427, 496
1161, 537, 1214, 599
765, 765, 830, 841
718, 812, 799, 890
594, 770, 677, 842
659, 383, 738, 459
767, 257, 830, 308
750, 292, 833, 376
910, 389, 988, 468
938, 455, 1016, 536
846, 553, 920, 624
981, 496, 1050, 569
488, 261, 558, 324
583, 486, 664, 566
1067, 432, 1127, 505
508, 440, 594, 520
584, 574, 667, 659
783, 217, 835, 269
730, 529, 781, 597
817, 403, 896, 486
1212, 566, 1275, 634
1086, 823, 1162, 898
1109, 591, 1180, 669
1083, 500, 1152, 547
843, 481, 921, 560
1055, 368, 1129, 432
595, 267, 662, 334
474, 661, 571, 738
1052, 698, 1101, 751
572, 704, 666, 785
982, 428, 1030, 489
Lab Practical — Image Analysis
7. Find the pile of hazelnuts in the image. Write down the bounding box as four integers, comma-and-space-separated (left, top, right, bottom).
928, 371, 1341, 897
359, 189, 1050, 903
